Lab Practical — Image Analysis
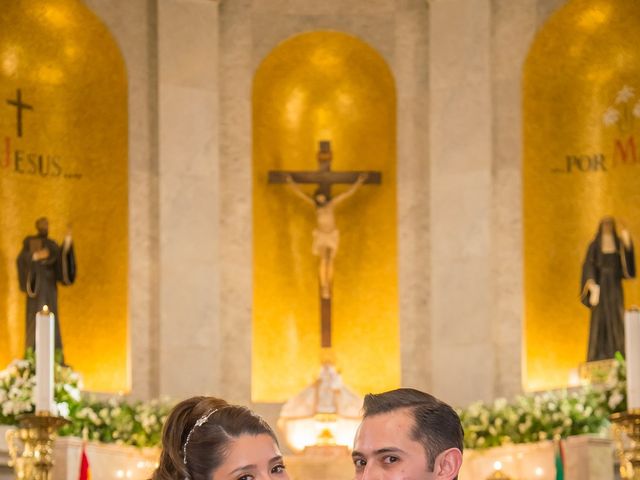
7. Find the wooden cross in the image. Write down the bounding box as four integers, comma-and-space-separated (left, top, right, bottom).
269, 140, 381, 199
6, 89, 33, 138
268, 140, 381, 348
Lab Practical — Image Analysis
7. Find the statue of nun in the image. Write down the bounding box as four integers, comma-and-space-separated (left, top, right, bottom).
581, 216, 635, 361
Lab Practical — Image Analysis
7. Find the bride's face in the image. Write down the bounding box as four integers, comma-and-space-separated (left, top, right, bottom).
211, 434, 289, 480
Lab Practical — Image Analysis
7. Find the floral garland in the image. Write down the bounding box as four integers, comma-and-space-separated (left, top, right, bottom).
0, 353, 628, 449
0, 353, 171, 448
458, 353, 626, 449
64, 397, 171, 447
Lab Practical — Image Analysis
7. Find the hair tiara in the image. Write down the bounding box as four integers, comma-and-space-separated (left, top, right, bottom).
182, 408, 218, 466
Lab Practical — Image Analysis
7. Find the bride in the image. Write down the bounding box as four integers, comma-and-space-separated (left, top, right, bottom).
152, 396, 289, 480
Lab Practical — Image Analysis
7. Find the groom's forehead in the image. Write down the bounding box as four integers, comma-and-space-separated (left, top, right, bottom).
356, 409, 417, 444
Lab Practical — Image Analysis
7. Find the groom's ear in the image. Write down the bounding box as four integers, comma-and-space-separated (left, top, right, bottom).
433, 448, 462, 479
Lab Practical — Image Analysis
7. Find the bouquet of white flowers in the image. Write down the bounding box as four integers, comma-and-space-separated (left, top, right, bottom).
0, 352, 171, 448
0, 352, 82, 424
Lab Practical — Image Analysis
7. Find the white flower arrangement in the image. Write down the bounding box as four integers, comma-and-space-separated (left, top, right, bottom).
459, 354, 627, 449
0, 353, 628, 450
0, 354, 172, 448
0, 356, 79, 422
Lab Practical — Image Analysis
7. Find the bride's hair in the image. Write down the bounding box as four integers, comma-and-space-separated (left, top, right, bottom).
152, 396, 277, 480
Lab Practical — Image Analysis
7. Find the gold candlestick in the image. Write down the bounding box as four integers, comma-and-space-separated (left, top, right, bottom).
485, 461, 512, 480
487, 470, 511, 480
6, 412, 69, 480
611, 410, 640, 479
486, 470, 512, 480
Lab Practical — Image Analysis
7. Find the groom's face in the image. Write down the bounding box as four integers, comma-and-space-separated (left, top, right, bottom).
352, 408, 434, 480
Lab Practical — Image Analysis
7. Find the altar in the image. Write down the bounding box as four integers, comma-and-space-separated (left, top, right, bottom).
460, 434, 615, 480
0, 426, 159, 480
0, 426, 617, 480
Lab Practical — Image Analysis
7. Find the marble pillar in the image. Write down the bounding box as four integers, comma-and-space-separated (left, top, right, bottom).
157, 0, 222, 398
83, 0, 160, 399
429, 0, 495, 405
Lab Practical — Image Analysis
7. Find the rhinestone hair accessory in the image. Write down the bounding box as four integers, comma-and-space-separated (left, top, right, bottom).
182, 408, 218, 466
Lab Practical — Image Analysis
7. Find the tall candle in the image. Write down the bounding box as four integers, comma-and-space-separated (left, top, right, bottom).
625, 308, 640, 411
35, 306, 56, 414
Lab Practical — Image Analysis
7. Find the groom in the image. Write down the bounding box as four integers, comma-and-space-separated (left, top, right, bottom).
352, 388, 464, 480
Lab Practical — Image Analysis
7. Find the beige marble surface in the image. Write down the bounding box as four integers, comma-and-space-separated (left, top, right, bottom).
490, 0, 538, 399
429, 0, 495, 405
157, 0, 222, 398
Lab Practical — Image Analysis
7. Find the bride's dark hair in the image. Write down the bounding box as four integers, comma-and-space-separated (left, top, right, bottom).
152, 396, 277, 480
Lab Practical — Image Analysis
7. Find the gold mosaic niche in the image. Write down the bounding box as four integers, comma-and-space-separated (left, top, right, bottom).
523, 0, 640, 391
252, 31, 400, 402
0, 0, 129, 392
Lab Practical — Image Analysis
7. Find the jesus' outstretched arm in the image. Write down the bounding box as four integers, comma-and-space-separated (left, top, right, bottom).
285, 174, 315, 207
331, 173, 368, 207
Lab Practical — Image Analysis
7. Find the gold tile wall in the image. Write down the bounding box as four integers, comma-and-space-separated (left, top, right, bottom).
0, 0, 129, 392
524, 0, 640, 390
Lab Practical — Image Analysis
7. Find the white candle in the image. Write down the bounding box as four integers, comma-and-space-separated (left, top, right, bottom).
625, 308, 640, 410
35, 306, 56, 414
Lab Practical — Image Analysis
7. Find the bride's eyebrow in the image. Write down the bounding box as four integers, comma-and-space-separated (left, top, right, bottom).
229, 464, 256, 475
229, 456, 283, 475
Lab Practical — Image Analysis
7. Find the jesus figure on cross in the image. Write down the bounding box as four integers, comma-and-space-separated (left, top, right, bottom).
269, 140, 380, 347
284, 172, 368, 299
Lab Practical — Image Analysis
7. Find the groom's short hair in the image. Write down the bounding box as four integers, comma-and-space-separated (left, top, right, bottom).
362, 388, 464, 472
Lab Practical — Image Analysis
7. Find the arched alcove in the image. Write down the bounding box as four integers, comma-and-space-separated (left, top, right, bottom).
0, 0, 129, 392
252, 31, 400, 402
523, 0, 640, 390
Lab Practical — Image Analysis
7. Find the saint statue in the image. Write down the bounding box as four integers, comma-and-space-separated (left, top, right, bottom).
16, 217, 76, 362
581, 216, 635, 361
285, 172, 368, 299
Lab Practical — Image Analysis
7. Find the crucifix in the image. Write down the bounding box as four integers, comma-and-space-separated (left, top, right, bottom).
268, 140, 381, 348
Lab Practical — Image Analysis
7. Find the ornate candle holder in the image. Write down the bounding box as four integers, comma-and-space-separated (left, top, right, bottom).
485, 471, 512, 480
611, 410, 640, 479
5, 412, 69, 480
484, 461, 512, 480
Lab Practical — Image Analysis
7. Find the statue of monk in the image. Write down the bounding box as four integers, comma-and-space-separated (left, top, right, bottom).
16, 217, 76, 363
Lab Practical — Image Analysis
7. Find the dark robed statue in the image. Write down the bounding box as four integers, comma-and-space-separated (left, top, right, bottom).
581, 216, 635, 361
16, 217, 76, 361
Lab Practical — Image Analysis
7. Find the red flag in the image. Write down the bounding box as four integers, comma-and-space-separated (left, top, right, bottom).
78, 444, 91, 480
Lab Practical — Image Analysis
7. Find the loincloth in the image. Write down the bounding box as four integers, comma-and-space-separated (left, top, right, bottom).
312, 229, 339, 256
